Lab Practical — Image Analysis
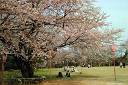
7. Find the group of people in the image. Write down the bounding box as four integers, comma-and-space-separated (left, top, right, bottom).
120, 62, 126, 68
57, 71, 70, 78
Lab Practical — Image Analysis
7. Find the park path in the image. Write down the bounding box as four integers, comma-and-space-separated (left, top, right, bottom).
41, 80, 125, 85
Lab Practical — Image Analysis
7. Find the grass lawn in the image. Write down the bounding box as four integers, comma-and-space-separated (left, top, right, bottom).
3, 66, 128, 85
35, 66, 128, 84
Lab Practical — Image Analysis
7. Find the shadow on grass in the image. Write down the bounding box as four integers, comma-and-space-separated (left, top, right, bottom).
40, 73, 101, 81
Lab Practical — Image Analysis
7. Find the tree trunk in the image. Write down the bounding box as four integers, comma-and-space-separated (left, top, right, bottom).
14, 56, 34, 78
0, 58, 4, 85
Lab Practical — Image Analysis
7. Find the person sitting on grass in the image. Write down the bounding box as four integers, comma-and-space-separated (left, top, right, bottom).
123, 62, 126, 68
120, 62, 123, 68
87, 64, 91, 68
57, 72, 63, 78
65, 70, 70, 77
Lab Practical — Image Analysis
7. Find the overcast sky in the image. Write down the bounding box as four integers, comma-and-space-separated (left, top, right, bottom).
96, 0, 128, 42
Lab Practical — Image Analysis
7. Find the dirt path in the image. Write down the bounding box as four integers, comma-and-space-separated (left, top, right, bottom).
41, 80, 125, 85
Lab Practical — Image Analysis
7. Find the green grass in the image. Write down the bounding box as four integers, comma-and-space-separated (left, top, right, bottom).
35, 66, 128, 84
3, 70, 21, 79
3, 66, 128, 84
73, 67, 128, 83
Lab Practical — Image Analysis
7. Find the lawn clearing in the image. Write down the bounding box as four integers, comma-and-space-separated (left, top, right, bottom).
35, 66, 128, 84
3, 66, 128, 85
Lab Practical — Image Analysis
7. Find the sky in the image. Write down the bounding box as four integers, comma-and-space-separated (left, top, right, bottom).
96, 0, 128, 43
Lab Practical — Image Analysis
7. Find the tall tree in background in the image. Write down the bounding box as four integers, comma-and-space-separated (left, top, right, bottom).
119, 40, 128, 66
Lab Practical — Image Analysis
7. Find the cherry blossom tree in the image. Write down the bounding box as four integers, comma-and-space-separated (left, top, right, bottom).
0, 0, 121, 77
